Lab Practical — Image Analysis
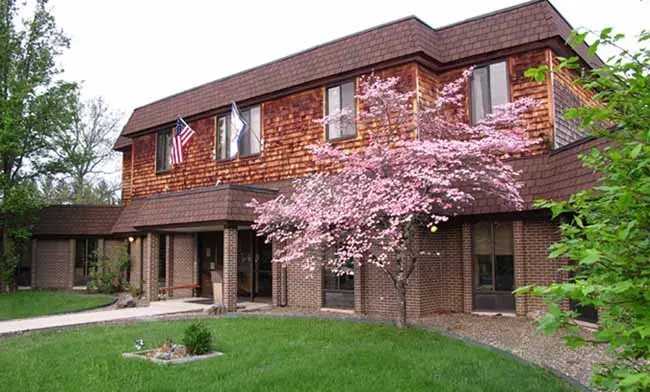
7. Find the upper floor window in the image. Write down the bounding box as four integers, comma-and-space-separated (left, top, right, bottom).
470, 61, 509, 124
156, 129, 172, 172
216, 105, 261, 160
326, 81, 356, 140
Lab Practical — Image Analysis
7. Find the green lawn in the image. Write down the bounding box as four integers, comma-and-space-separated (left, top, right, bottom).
0, 290, 115, 320
0, 317, 578, 392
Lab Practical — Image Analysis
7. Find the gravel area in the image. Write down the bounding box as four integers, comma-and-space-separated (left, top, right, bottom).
414, 313, 610, 387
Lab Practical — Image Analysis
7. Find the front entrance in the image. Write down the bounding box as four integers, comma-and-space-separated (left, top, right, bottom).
472, 221, 516, 312
237, 229, 272, 301
197, 232, 223, 298
196, 229, 272, 302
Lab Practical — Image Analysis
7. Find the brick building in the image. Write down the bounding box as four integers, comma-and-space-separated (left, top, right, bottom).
29, 0, 603, 320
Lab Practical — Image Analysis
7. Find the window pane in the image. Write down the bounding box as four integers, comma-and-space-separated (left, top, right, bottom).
473, 222, 492, 291
239, 110, 251, 156
228, 113, 239, 158
166, 132, 172, 167
495, 255, 514, 291
493, 221, 513, 255
159, 236, 167, 287
341, 82, 356, 137
156, 131, 166, 171
248, 106, 261, 155
217, 116, 227, 160
493, 221, 514, 291
327, 86, 341, 139
470, 67, 489, 123
489, 61, 509, 109
87, 239, 98, 268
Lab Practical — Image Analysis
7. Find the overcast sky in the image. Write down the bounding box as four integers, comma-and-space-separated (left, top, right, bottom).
50, 0, 647, 118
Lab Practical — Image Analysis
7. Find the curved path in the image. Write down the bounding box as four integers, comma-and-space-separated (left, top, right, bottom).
0, 298, 210, 337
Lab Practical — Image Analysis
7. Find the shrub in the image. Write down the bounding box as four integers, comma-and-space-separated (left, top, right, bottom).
182, 322, 212, 355
89, 244, 129, 294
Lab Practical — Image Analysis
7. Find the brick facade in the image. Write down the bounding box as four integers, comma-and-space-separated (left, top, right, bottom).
223, 227, 238, 311
34, 239, 73, 289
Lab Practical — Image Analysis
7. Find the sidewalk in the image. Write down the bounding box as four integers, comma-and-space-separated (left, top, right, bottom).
0, 298, 211, 336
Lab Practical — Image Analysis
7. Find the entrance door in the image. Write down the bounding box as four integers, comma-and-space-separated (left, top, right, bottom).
237, 229, 273, 301
472, 221, 515, 312
197, 232, 222, 298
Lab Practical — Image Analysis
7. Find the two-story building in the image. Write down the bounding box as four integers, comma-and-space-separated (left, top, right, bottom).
28, 0, 604, 321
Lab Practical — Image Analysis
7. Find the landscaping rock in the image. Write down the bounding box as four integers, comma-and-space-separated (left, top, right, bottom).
116, 294, 136, 308
203, 304, 227, 316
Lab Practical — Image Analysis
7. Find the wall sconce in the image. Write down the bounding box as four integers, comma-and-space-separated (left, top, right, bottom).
128, 236, 135, 243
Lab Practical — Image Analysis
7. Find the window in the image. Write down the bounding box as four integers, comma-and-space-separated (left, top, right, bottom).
473, 221, 514, 292
470, 61, 509, 123
74, 238, 98, 286
156, 129, 172, 172
322, 258, 354, 309
158, 235, 167, 289
216, 105, 262, 160
326, 81, 356, 140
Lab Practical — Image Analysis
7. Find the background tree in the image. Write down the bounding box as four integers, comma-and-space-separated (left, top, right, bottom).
519, 29, 650, 391
0, 0, 78, 288
251, 74, 537, 328
51, 96, 121, 200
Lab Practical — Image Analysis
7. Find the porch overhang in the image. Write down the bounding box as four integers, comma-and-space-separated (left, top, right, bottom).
122, 184, 278, 231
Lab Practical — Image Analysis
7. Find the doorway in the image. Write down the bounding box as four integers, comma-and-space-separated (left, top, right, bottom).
197, 232, 223, 298
472, 221, 516, 312
237, 229, 272, 301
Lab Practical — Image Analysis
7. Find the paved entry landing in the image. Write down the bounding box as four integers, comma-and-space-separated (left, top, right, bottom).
0, 298, 211, 336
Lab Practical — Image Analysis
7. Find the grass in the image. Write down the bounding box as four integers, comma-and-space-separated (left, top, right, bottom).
0, 317, 578, 392
0, 290, 115, 320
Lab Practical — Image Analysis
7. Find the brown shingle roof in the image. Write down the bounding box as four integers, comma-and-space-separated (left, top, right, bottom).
466, 137, 606, 215
110, 199, 146, 234
115, 0, 601, 149
32, 205, 124, 237
130, 185, 278, 229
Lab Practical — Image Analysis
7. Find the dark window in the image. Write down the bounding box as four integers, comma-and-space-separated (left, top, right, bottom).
322, 259, 354, 309
216, 105, 261, 160
470, 61, 509, 123
473, 221, 514, 292
158, 236, 167, 288
74, 238, 98, 286
326, 81, 356, 140
156, 129, 172, 172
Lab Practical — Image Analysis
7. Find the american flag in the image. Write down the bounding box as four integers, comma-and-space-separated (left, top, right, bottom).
171, 117, 196, 165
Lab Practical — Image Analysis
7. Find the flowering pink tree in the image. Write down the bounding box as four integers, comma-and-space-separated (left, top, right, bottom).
250, 72, 537, 328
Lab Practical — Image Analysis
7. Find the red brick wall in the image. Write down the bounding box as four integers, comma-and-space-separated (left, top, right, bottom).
34, 239, 72, 289
519, 219, 568, 314
286, 262, 322, 309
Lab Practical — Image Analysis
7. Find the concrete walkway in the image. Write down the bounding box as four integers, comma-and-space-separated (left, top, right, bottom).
0, 298, 211, 336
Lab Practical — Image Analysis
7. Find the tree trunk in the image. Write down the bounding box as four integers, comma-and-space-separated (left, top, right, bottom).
395, 274, 407, 328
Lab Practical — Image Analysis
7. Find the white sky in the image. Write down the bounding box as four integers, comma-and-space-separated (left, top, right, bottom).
47, 0, 648, 181
51, 0, 647, 118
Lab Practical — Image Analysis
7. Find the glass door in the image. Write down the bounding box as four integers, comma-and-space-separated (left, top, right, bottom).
472, 221, 515, 311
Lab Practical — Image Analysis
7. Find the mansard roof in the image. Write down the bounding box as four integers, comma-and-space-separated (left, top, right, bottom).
115, 0, 601, 150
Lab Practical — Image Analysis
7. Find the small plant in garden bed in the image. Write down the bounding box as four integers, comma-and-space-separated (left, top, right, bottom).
183, 321, 212, 355
123, 322, 221, 364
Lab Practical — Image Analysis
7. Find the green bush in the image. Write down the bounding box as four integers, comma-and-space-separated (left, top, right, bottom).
182, 322, 213, 355
89, 244, 129, 294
